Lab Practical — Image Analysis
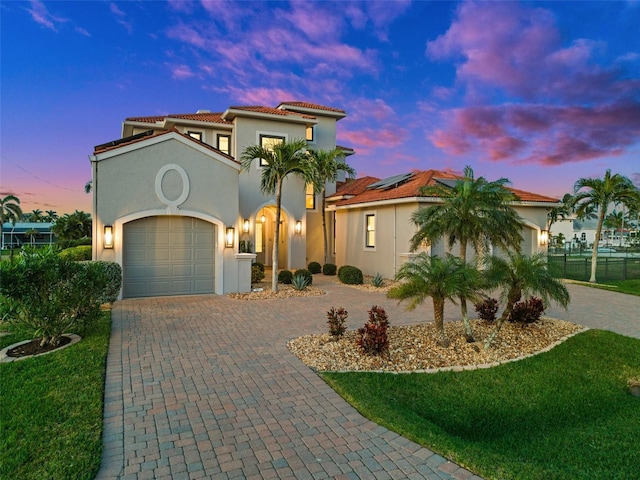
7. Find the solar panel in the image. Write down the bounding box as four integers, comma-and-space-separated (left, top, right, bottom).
434, 178, 458, 189
367, 172, 414, 190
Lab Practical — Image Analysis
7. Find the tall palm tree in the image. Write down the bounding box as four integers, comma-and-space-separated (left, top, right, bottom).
241, 138, 312, 292
604, 209, 629, 247
573, 170, 640, 282
24, 228, 40, 246
388, 253, 484, 347
482, 252, 570, 349
308, 147, 355, 264
409, 165, 523, 342
547, 193, 574, 235
0, 194, 23, 249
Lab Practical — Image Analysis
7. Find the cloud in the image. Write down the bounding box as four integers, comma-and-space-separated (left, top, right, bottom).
426, 1, 640, 166
212, 86, 298, 106
168, 64, 196, 80
26, 0, 65, 31
110, 2, 133, 34
340, 126, 408, 155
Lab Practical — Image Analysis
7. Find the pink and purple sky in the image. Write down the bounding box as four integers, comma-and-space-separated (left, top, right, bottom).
2, 0, 639, 215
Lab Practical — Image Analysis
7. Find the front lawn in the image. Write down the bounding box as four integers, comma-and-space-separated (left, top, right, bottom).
321, 330, 640, 480
0, 313, 110, 480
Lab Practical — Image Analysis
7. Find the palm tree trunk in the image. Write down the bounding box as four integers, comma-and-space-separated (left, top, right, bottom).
272, 181, 283, 292
484, 287, 520, 349
459, 241, 475, 342
590, 208, 606, 283
433, 297, 450, 347
321, 187, 328, 265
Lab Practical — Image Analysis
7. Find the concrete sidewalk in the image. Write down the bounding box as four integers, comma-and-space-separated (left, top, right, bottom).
96, 277, 639, 479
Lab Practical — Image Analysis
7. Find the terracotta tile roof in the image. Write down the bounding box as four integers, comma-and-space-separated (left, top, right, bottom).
93, 128, 239, 163
125, 112, 230, 125
277, 101, 346, 114
333, 176, 380, 197
336, 170, 559, 207
227, 105, 315, 119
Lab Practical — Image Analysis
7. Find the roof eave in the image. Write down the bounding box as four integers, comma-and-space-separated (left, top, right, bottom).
222, 108, 315, 125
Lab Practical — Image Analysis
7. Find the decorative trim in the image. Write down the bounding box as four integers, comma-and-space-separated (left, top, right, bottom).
155, 164, 190, 213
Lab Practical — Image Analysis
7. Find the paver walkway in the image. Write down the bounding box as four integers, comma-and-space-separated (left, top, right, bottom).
96, 277, 639, 479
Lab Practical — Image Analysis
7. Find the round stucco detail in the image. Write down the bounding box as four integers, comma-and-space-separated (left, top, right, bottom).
155, 164, 190, 210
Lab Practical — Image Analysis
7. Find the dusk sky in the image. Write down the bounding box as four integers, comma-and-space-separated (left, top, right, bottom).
2, 0, 639, 215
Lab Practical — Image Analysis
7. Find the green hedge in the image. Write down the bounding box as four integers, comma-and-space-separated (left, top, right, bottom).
338, 265, 363, 285
59, 245, 92, 261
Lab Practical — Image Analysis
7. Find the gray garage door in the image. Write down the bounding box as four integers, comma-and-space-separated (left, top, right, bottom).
123, 216, 215, 298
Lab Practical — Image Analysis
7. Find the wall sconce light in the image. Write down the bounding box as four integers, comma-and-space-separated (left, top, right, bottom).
540, 229, 549, 246
243, 218, 250, 233
104, 225, 114, 249
225, 227, 235, 248
295, 220, 302, 234
261, 214, 266, 223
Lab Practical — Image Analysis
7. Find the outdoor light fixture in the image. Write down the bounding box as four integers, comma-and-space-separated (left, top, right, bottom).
295, 220, 302, 235
243, 218, 250, 233
104, 225, 114, 249
540, 229, 549, 246
261, 214, 266, 223
225, 227, 235, 248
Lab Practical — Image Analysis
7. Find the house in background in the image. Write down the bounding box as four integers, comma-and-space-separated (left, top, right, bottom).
90, 100, 559, 299
328, 170, 560, 280
90, 102, 350, 298
1, 222, 56, 249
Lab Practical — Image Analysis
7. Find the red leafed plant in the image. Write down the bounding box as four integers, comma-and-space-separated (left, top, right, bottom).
356, 305, 390, 355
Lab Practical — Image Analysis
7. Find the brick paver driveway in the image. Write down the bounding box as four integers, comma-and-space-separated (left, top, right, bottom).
96, 277, 639, 479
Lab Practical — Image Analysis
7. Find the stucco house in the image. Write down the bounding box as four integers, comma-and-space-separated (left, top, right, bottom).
90, 101, 559, 299
90, 102, 350, 298
328, 170, 560, 280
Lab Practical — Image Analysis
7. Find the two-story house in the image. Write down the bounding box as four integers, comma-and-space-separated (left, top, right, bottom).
90, 101, 349, 298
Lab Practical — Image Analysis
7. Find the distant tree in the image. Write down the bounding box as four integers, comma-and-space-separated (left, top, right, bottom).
44, 210, 58, 223
30, 209, 44, 223
388, 253, 484, 347
573, 170, 640, 282
240, 138, 313, 292
482, 252, 570, 349
24, 228, 39, 246
52, 210, 92, 241
84, 180, 92, 194
410, 165, 523, 342
0, 194, 23, 248
547, 193, 574, 235
307, 147, 356, 264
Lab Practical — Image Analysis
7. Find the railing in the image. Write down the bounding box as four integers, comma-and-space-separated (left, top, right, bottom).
548, 254, 640, 282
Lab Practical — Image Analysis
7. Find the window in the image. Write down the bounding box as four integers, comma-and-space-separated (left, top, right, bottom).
365, 213, 376, 248
306, 184, 315, 210
259, 134, 284, 166
306, 125, 314, 142
217, 134, 231, 155
187, 131, 202, 141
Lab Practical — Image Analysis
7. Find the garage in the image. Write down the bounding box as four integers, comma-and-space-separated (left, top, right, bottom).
122, 216, 215, 298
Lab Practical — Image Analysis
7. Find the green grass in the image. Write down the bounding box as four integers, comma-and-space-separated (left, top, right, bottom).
0, 313, 111, 480
602, 279, 640, 296
321, 330, 640, 480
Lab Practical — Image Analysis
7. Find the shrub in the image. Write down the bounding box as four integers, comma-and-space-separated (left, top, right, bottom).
251, 265, 265, 284
0, 247, 107, 346
508, 297, 545, 324
59, 245, 92, 261
356, 305, 390, 355
294, 268, 313, 286
327, 307, 348, 339
278, 269, 293, 284
307, 261, 322, 274
371, 273, 384, 288
91, 261, 122, 304
291, 274, 309, 291
338, 265, 363, 285
56, 237, 91, 249
475, 298, 499, 323
323, 263, 337, 275
253, 261, 265, 274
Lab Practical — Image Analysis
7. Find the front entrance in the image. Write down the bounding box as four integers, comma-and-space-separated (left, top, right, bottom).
253, 207, 288, 268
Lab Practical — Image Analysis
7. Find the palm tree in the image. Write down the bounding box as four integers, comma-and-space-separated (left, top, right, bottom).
604, 209, 629, 247
388, 253, 484, 347
308, 147, 355, 264
30, 209, 44, 223
547, 193, 574, 235
84, 180, 92, 194
24, 228, 39, 246
52, 210, 92, 241
409, 165, 523, 342
573, 170, 640, 282
0, 194, 23, 249
482, 252, 570, 349
45, 210, 58, 223
240, 138, 313, 292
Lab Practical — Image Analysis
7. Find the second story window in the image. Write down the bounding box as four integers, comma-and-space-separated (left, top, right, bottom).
365, 213, 376, 248
217, 134, 231, 155
306, 125, 314, 142
306, 184, 315, 210
259, 134, 284, 166
187, 131, 202, 141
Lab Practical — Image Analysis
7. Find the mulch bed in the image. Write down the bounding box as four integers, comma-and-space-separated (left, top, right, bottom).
6, 336, 72, 358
